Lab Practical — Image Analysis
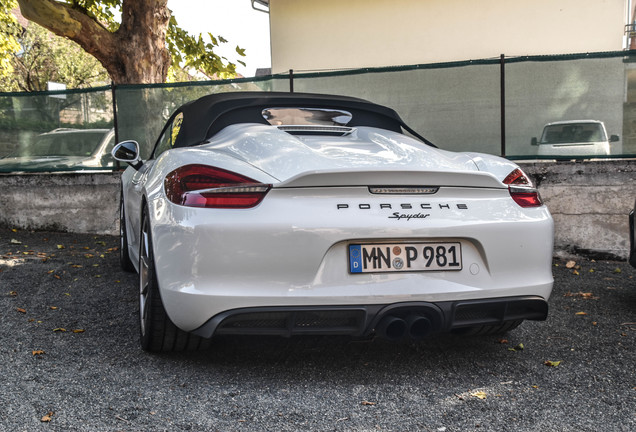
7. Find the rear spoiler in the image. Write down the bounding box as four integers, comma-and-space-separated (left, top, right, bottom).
274, 169, 506, 189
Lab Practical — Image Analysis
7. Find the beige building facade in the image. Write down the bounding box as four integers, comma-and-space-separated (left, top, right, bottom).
266, 0, 630, 73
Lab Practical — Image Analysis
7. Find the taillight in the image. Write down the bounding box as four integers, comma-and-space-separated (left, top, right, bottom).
508, 186, 543, 208
503, 168, 543, 208
503, 168, 530, 185
164, 164, 271, 208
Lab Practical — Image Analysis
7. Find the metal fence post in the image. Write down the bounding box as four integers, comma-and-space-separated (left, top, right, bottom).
289, 69, 294, 93
111, 82, 121, 170
500, 54, 506, 157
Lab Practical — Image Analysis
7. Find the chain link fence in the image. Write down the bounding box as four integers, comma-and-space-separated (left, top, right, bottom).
1, 51, 635, 173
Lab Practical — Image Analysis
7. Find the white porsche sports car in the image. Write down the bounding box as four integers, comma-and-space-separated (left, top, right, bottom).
113, 92, 554, 352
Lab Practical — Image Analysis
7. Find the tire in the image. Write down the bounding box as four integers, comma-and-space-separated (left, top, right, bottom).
451, 320, 523, 337
138, 207, 209, 352
119, 190, 135, 272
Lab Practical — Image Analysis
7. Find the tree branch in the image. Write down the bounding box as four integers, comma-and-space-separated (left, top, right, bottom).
17, 0, 117, 74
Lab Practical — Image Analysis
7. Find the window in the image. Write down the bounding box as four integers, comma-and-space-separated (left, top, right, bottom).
154, 112, 184, 158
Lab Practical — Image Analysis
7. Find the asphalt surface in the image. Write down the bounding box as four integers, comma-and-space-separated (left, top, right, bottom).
1, 228, 635, 432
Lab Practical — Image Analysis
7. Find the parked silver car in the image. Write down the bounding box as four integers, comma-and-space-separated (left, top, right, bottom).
531, 120, 619, 156
0, 128, 115, 172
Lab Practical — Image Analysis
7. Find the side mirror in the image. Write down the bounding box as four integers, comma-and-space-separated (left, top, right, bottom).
610, 134, 620, 142
531, 137, 538, 146
112, 141, 142, 170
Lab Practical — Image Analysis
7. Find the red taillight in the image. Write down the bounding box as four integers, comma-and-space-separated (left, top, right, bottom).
164, 164, 271, 209
503, 168, 531, 185
508, 186, 543, 208
503, 168, 543, 208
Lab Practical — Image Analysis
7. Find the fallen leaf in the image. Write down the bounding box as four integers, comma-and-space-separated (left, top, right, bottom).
508, 343, 524, 351
9, 291, 17, 296
10, 239, 21, 244
49, 306, 58, 310
565, 292, 599, 300
16, 307, 26, 314
498, 338, 509, 344
614, 268, 622, 273
471, 391, 487, 399
32, 350, 45, 356
565, 260, 576, 269
361, 400, 376, 406
575, 312, 587, 316
544, 360, 561, 367
41, 412, 54, 422
572, 270, 579, 276
56, 245, 64, 249
52, 328, 66, 332
96, 241, 106, 246
72, 329, 85, 333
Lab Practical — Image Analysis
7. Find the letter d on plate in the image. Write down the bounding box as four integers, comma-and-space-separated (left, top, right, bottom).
349, 245, 362, 273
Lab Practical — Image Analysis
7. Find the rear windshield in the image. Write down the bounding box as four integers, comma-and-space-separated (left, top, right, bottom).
540, 123, 606, 144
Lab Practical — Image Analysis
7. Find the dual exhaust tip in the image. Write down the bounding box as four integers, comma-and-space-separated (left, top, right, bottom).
376, 314, 433, 341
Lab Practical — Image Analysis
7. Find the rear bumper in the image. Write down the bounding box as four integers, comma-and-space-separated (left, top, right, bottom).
192, 295, 548, 339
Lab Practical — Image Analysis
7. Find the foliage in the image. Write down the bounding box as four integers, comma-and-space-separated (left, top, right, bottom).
3, 23, 110, 92
167, 16, 246, 81
9, 0, 246, 84
0, 0, 21, 85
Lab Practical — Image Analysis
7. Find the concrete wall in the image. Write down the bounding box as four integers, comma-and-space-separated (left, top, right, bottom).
523, 159, 635, 259
269, 0, 627, 73
0, 160, 634, 259
0, 173, 120, 236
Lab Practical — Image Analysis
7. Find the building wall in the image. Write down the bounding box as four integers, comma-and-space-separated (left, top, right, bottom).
269, 0, 627, 73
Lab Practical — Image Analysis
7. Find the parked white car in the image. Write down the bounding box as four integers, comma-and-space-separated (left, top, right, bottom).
531, 120, 619, 156
113, 92, 554, 352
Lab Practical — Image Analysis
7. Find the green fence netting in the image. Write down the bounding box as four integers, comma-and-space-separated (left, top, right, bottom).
0, 86, 115, 172
1, 51, 636, 173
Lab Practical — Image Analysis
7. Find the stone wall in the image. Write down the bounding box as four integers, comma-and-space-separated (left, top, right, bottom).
1, 160, 634, 259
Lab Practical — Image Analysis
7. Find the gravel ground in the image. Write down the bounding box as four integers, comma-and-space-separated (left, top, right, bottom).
1, 228, 635, 432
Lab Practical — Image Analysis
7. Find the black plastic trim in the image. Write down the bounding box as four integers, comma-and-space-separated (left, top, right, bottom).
191, 296, 548, 339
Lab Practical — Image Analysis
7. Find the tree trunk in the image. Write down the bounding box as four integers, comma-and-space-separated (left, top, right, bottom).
17, 0, 171, 84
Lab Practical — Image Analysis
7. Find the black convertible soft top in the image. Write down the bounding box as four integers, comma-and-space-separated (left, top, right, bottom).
171, 91, 433, 148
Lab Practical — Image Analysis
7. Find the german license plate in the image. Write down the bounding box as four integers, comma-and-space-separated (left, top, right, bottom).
349, 242, 462, 273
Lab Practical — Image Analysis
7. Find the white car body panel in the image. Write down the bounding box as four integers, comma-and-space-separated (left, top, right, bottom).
121, 124, 553, 332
